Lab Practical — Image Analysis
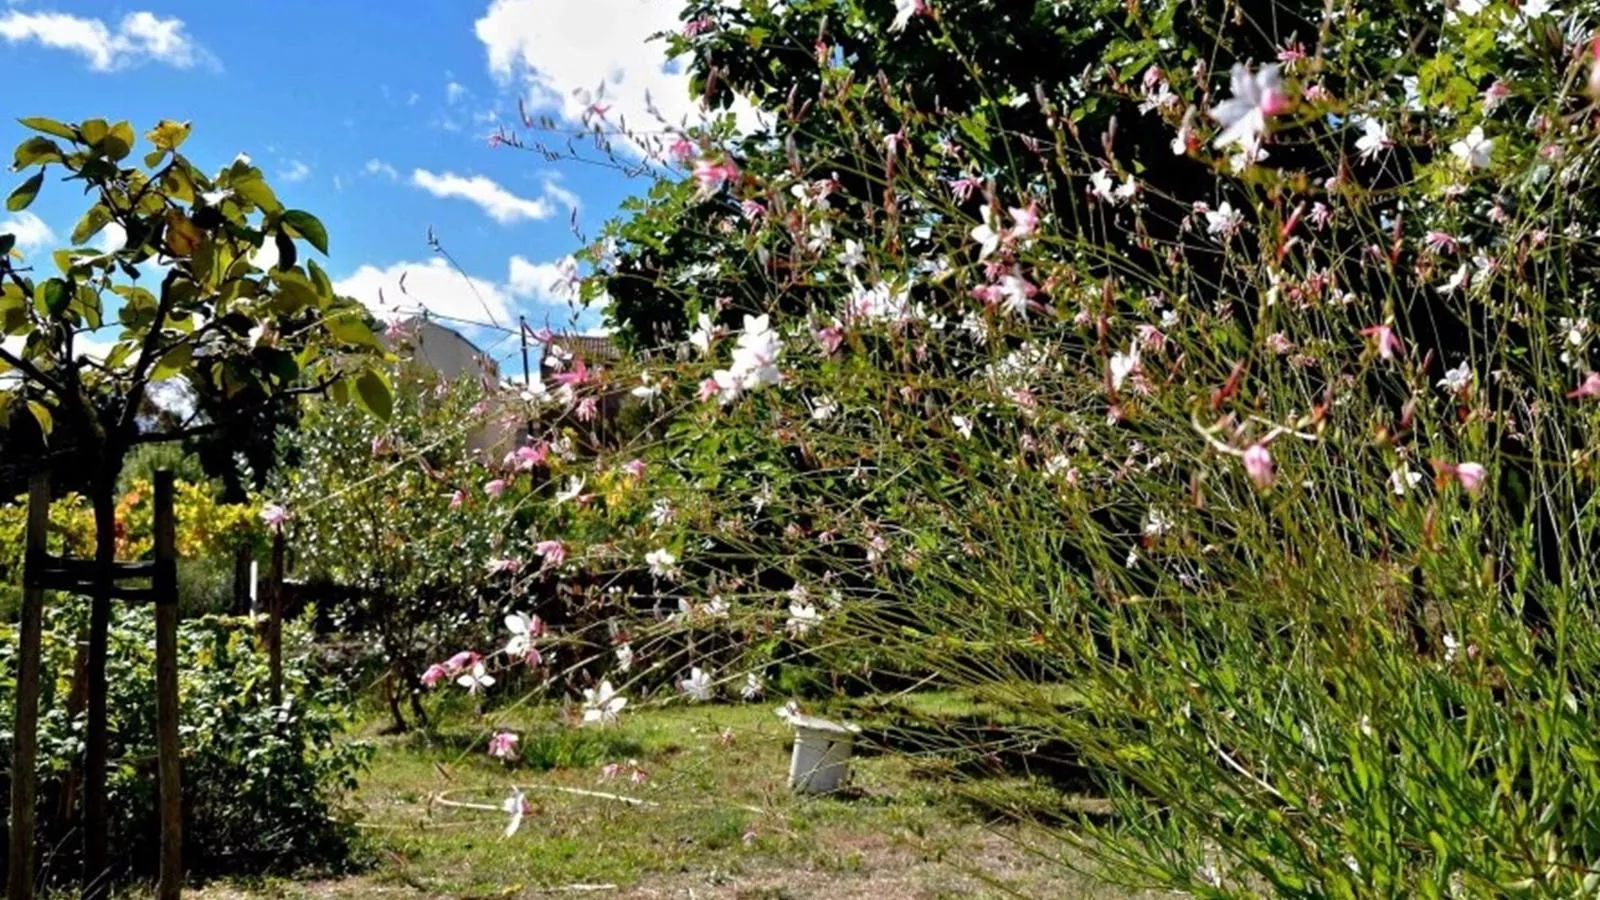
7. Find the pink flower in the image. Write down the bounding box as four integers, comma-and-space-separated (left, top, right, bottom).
1009, 201, 1040, 239
488, 731, 520, 760
669, 136, 696, 161
485, 478, 508, 498
1568, 371, 1600, 399
1361, 324, 1402, 361
692, 157, 739, 195
1424, 231, 1458, 254
260, 504, 289, 533
443, 651, 480, 675
683, 15, 713, 37
536, 539, 567, 568
890, 0, 931, 32
1242, 443, 1274, 489
1436, 461, 1486, 494
1587, 37, 1600, 100
576, 397, 599, 422
948, 176, 982, 203
551, 357, 589, 388
421, 664, 449, 688
815, 326, 844, 356
505, 443, 549, 472
698, 378, 721, 402
370, 436, 391, 457
450, 489, 465, 510
621, 459, 646, 478
1137, 325, 1167, 352
739, 199, 766, 221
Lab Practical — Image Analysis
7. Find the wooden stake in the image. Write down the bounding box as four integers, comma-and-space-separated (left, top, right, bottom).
8, 473, 49, 900
267, 531, 285, 707
152, 472, 182, 900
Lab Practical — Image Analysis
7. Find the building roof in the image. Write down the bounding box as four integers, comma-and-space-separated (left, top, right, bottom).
545, 333, 622, 362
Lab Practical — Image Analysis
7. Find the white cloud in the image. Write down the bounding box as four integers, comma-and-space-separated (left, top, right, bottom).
279, 160, 311, 183
335, 257, 516, 328
507, 255, 574, 302
364, 159, 399, 181
472, 0, 758, 153
1, 211, 55, 254
446, 81, 468, 104
0, 9, 206, 71
410, 169, 574, 224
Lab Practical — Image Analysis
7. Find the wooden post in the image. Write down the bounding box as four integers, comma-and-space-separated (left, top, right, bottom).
8, 473, 49, 900
152, 472, 182, 900
267, 531, 285, 707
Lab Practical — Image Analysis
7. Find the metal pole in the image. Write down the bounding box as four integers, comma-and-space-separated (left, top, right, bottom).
519, 316, 531, 389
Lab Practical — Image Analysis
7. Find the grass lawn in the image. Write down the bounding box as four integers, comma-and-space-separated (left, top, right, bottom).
178, 697, 1154, 900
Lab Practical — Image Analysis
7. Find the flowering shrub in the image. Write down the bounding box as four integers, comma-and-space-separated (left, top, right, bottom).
440, 0, 1600, 893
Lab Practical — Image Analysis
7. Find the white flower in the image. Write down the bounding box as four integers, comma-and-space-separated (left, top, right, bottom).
1089, 168, 1117, 201
775, 699, 802, 724
1442, 634, 1460, 663
680, 666, 714, 702
1143, 508, 1174, 537
703, 596, 730, 618
809, 395, 839, 422
1520, 0, 1554, 16
1390, 468, 1424, 496
1354, 118, 1392, 162
712, 314, 784, 402
997, 273, 1034, 318
787, 601, 822, 638
1450, 126, 1492, 170
1438, 362, 1472, 394
645, 548, 678, 579
1205, 201, 1245, 237
457, 662, 495, 694
1109, 342, 1141, 391
741, 672, 765, 700
889, 0, 926, 32
1211, 63, 1289, 152
1438, 264, 1471, 294
504, 612, 543, 658
553, 475, 586, 506
648, 498, 674, 527
952, 415, 974, 439
839, 239, 865, 269
970, 206, 1002, 258
615, 643, 634, 673
502, 788, 527, 838
582, 680, 628, 724
689, 313, 716, 357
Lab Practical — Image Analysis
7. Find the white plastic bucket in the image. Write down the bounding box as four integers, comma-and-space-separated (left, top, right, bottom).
786, 714, 859, 794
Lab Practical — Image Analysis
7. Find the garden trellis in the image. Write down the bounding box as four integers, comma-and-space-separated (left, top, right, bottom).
8, 471, 182, 900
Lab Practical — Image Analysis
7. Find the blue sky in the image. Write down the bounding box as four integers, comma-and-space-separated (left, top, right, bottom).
0, 0, 706, 366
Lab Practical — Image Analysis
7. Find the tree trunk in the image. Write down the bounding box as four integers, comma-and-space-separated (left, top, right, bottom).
82, 481, 116, 900
383, 668, 409, 735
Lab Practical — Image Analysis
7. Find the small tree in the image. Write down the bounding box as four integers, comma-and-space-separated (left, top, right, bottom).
0, 115, 391, 890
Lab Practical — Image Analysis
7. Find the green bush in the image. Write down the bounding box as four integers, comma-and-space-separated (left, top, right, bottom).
0, 599, 370, 882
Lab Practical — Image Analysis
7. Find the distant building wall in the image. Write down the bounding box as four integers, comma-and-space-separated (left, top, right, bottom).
385, 317, 522, 459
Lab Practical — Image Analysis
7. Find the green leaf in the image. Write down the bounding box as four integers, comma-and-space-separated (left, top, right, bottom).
13, 136, 64, 169
26, 400, 52, 437
18, 117, 77, 141
281, 210, 329, 255
6, 172, 43, 212
144, 119, 190, 152
35, 279, 70, 316
97, 122, 135, 161
0, 234, 14, 257
150, 342, 193, 381
323, 309, 383, 349
71, 204, 113, 245
79, 119, 110, 146
230, 169, 283, 214
354, 369, 394, 420
307, 259, 333, 300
